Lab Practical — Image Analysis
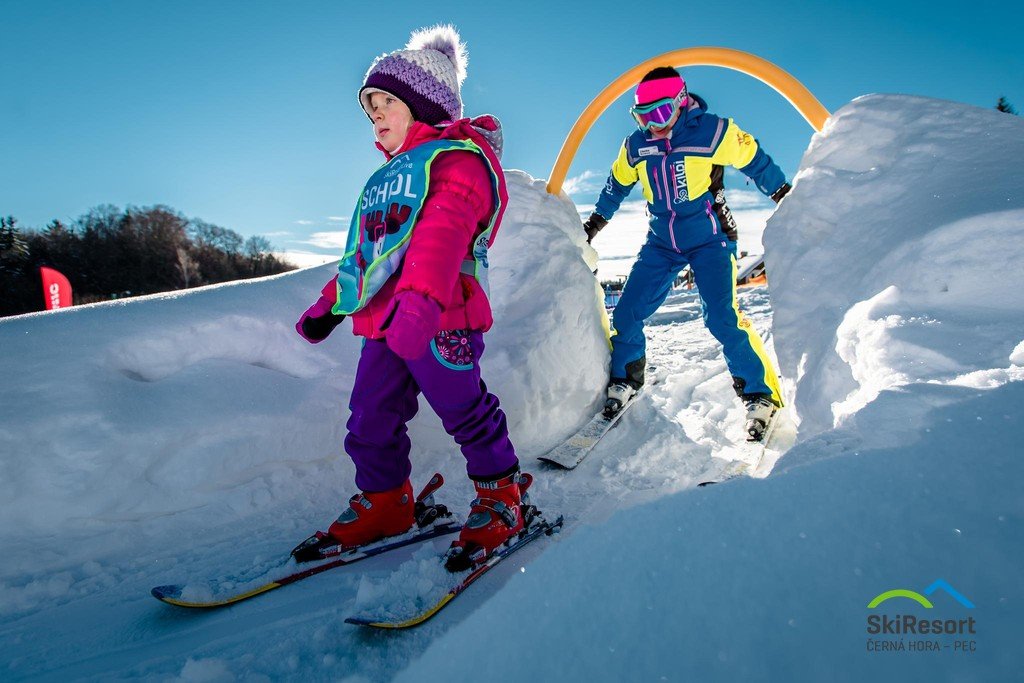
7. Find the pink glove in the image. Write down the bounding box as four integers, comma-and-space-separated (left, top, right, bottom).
384, 291, 441, 360
296, 276, 346, 344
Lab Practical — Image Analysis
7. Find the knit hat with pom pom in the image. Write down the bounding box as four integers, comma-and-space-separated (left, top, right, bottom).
359, 25, 468, 126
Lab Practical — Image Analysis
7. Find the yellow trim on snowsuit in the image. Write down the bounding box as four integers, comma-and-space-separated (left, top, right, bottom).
683, 120, 760, 200
596, 98, 788, 242
713, 120, 760, 168
610, 142, 637, 186
599, 95, 789, 402
610, 143, 654, 204
730, 254, 783, 406
608, 239, 784, 406
607, 120, 761, 204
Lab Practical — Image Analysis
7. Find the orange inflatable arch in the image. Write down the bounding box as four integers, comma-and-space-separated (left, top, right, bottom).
546, 47, 831, 195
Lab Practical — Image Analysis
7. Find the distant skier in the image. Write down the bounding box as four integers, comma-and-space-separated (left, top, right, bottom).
295, 25, 529, 571
583, 66, 791, 440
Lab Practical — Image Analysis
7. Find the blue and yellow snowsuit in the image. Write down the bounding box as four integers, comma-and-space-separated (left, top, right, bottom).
596, 95, 785, 404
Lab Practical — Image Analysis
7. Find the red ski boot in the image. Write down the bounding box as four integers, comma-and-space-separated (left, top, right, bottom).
326, 479, 415, 548
291, 480, 414, 563
445, 470, 534, 572
291, 474, 452, 563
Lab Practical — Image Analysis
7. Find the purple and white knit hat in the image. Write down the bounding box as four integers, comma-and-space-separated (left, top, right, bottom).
359, 25, 468, 126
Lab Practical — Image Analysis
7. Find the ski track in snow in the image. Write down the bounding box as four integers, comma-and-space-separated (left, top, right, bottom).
535, 286, 781, 531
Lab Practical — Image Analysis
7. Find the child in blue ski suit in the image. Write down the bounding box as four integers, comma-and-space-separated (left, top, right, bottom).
584, 66, 791, 438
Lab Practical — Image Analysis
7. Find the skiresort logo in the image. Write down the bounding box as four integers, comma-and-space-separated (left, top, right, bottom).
865, 579, 977, 655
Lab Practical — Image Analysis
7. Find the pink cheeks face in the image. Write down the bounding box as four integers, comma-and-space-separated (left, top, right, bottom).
369, 92, 414, 152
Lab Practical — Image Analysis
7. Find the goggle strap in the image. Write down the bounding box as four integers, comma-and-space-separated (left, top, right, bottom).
631, 97, 676, 114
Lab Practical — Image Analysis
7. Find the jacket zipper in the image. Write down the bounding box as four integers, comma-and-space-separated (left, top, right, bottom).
662, 139, 680, 252
705, 199, 718, 236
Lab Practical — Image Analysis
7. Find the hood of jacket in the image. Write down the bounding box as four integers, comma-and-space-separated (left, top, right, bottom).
376, 114, 504, 162
671, 92, 709, 137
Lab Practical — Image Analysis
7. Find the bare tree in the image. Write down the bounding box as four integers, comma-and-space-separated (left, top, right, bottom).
175, 247, 200, 288
2, 205, 296, 318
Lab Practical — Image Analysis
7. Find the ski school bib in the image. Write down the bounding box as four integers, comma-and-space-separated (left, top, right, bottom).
332, 139, 503, 316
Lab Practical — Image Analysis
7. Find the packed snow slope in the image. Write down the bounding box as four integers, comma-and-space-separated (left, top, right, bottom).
397, 95, 1024, 682
0, 171, 629, 681
0, 94, 1021, 681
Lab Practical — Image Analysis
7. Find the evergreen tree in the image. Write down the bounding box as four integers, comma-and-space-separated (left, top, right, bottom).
996, 97, 1018, 115
0, 217, 29, 276
0, 217, 36, 315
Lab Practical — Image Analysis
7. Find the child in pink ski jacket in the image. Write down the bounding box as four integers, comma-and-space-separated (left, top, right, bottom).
294, 25, 528, 572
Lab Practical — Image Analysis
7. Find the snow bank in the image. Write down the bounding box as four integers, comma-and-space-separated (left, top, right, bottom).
396, 95, 1024, 681
0, 169, 606, 621
398, 381, 1022, 682
485, 171, 610, 454
766, 94, 1024, 438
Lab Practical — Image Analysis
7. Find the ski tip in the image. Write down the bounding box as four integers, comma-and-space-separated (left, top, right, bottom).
346, 515, 564, 631
345, 596, 453, 629
536, 456, 574, 470
151, 585, 183, 601
344, 614, 429, 629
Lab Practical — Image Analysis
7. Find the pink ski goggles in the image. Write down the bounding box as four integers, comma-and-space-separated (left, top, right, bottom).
631, 93, 686, 130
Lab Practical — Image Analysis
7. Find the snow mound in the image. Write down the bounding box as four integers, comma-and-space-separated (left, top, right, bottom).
0, 169, 605, 621
485, 170, 610, 454
394, 95, 1024, 683
766, 94, 1024, 438
398, 381, 1023, 683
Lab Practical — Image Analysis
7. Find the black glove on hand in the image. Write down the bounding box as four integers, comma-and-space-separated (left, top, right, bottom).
583, 213, 608, 243
770, 183, 792, 204
300, 310, 346, 342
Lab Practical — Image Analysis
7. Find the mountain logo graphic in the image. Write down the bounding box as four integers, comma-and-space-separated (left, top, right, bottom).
867, 579, 975, 609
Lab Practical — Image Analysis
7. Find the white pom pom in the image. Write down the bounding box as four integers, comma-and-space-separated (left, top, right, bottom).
406, 24, 468, 85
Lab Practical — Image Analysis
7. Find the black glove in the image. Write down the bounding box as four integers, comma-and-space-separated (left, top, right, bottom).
300, 310, 347, 342
583, 213, 608, 243
770, 183, 792, 204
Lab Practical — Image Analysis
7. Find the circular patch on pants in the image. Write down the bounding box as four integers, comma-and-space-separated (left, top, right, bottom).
432, 329, 474, 369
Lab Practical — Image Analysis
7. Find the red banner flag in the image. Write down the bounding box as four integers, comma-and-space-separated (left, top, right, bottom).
40, 267, 73, 310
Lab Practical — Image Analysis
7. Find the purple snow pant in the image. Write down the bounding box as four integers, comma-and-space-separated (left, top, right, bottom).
345, 329, 518, 492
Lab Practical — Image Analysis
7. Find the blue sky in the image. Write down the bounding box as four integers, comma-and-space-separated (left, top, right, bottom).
2, 0, 1021, 263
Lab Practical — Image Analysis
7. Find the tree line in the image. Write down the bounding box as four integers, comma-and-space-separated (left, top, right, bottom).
0, 205, 296, 317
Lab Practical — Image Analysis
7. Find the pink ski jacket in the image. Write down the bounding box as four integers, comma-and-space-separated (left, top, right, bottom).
350, 115, 508, 339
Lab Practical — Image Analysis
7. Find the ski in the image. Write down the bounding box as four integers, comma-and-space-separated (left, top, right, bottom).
697, 407, 784, 487
151, 521, 461, 608
537, 381, 655, 470
152, 473, 459, 609
345, 513, 563, 629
